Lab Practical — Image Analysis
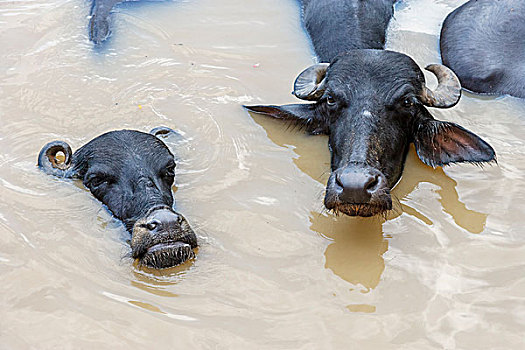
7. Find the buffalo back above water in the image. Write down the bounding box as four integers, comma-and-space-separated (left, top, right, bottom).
440, 0, 525, 98
301, 0, 396, 62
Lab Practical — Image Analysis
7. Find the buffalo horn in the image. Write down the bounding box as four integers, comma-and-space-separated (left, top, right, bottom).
38, 141, 73, 178
293, 63, 330, 101
420, 64, 462, 108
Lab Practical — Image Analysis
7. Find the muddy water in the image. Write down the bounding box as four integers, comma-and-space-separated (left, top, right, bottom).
1, 0, 524, 348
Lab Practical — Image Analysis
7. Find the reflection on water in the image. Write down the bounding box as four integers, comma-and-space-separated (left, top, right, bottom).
399, 148, 489, 234
130, 252, 197, 297
1, 0, 525, 348
311, 213, 387, 291
102, 291, 197, 321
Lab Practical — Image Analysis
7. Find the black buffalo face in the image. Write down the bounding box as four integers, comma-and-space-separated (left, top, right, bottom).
245, 50, 495, 217
38, 128, 197, 268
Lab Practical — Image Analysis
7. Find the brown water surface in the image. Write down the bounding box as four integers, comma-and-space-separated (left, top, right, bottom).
1, 0, 525, 348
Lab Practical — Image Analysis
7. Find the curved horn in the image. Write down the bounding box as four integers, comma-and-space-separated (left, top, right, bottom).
419, 64, 462, 108
37, 141, 73, 178
293, 63, 330, 101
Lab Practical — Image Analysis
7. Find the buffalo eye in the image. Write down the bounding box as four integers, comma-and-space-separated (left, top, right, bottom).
402, 98, 414, 108
162, 165, 175, 182
326, 95, 337, 107
86, 175, 108, 190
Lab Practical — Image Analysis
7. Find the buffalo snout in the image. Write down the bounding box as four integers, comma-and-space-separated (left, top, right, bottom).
325, 166, 391, 217
131, 208, 197, 269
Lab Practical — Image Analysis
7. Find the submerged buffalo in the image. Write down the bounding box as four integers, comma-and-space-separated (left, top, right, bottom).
38, 128, 197, 268
89, 0, 158, 44
245, 0, 496, 217
440, 0, 525, 98
89, 0, 124, 44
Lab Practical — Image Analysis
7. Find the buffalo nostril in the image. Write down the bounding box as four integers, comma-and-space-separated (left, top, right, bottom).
335, 173, 344, 189
146, 219, 161, 231
365, 175, 379, 193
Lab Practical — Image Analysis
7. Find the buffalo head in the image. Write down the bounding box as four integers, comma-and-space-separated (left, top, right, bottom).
38, 128, 197, 268
245, 50, 495, 217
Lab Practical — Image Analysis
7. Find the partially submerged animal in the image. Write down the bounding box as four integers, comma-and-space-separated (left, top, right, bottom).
245, 0, 496, 217
440, 0, 525, 98
90, 0, 160, 45
38, 128, 197, 268
89, 0, 124, 44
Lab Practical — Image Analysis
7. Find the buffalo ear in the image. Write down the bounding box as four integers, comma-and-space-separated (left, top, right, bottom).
243, 104, 327, 135
150, 126, 183, 141
414, 119, 496, 167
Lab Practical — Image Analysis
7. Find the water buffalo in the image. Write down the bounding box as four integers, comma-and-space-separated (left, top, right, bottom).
89, 0, 124, 44
90, 0, 158, 44
245, 0, 496, 217
440, 0, 525, 98
38, 128, 197, 268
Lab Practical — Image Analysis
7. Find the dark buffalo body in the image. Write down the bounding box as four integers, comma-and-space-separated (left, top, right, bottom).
302, 0, 394, 61
89, 0, 124, 44
245, 0, 496, 217
38, 129, 197, 268
440, 0, 525, 98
